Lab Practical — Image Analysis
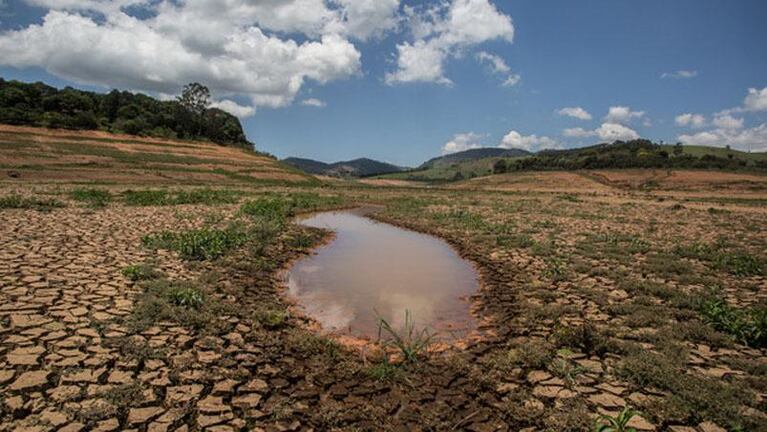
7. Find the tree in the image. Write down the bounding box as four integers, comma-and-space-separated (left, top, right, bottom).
493, 159, 508, 174
178, 83, 210, 116
673, 142, 684, 156
177, 83, 210, 136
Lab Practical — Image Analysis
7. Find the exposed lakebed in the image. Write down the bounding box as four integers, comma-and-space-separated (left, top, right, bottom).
287, 210, 479, 340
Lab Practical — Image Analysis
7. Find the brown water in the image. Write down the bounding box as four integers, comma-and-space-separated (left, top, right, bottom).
287, 210, 478, 340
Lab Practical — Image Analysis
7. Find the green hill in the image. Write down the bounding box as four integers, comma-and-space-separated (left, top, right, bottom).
0, 78, 250, 148
283, 157, 404, 178
380, 140, 767, 183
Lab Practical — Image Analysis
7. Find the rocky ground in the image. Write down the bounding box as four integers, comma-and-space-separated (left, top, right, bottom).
0, 182, 765, 431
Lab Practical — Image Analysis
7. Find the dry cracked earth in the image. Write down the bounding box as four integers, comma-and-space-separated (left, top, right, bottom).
1, 181, 766, 432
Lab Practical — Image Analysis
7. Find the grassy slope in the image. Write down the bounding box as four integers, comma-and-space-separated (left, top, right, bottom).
0, 125, 316, 185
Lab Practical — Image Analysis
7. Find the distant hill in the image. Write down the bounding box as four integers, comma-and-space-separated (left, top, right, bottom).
510, 140, 767, 172
0, 78, 250, 148
283, 157, 404, 177
379, 140, 767, 183
420, 147, 530, 169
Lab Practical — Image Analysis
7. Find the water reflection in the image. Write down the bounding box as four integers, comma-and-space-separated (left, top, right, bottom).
287, 210, 478, 339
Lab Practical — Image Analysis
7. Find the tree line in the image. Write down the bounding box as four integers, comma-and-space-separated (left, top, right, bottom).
0, 79, 251, 148
492, 139, 766, 173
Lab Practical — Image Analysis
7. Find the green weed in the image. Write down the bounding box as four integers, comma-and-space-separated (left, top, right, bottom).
594, 406, 639, 432
121, 263, 160, 282
377, 310, 433, 364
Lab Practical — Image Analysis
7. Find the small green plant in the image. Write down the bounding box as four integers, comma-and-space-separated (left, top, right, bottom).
166, 286, 205, 309
700, 298, 767, 348
367, 358, 400, 381
71, 188, 112, 207
0, 194, 65, 211
121, 263, 160, 282
594, 406, 639, 432
549, 357, 584, 388
257, 309, 289, 329
377, 310, 434, 364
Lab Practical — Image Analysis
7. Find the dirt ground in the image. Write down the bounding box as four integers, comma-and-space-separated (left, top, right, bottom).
1, 130, 766, 431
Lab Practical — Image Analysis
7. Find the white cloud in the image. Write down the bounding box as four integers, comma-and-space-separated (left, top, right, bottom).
595, 123, 639, 141
744, 86, 767, 112
557, 106, 592, 121
661, 70, 698, 79
441, 132, 485, 154
300, 98, 327, 107
210, 99, 256, 118
712, 114, 744, 130
0, 0, 405, 110
605, 106, 645, 124
499, 130, 558, 152
675, 113, 706, 128
386, 0, 514, 85
563, 127, 597, 138
679, 123, 767, 152
475, 51, 521, 87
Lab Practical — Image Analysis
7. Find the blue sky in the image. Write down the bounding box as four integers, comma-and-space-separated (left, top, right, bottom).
0, 0, 766, 166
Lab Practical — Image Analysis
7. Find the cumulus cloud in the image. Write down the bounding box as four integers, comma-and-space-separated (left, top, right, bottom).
300, 98, 327, 107
679, 123, 767, 152
562, 127, 596, 138
675, 113, 706, 128
604, 106, 645, 125
441, 132, 485, 154
500, 130, 558, 152
595, 123, 639, 141
0, 0, 404, 110
557, 107, 592, 121
661, 70, 698, 79
712, 114, 744, 130
210, 99, 256, 118
386, 0, 514, 85
744, 86, 767, 112
476, 51, 520, 87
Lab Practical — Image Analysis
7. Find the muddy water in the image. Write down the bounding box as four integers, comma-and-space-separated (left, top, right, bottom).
287, 210, 478, 340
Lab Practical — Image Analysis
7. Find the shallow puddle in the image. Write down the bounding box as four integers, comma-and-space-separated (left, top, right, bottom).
287, 210, 478, 340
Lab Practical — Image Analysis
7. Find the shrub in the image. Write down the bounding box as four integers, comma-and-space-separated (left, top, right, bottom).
71, 188, 112, 207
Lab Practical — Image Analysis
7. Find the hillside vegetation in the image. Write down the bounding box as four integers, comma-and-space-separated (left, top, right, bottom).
381, 140, 767, 182
283, 157, 404, 177
0, 79, 249, 148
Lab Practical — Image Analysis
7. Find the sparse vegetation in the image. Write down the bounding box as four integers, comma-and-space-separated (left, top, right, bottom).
71, 188, 112, 207
0, 194, 64, 211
